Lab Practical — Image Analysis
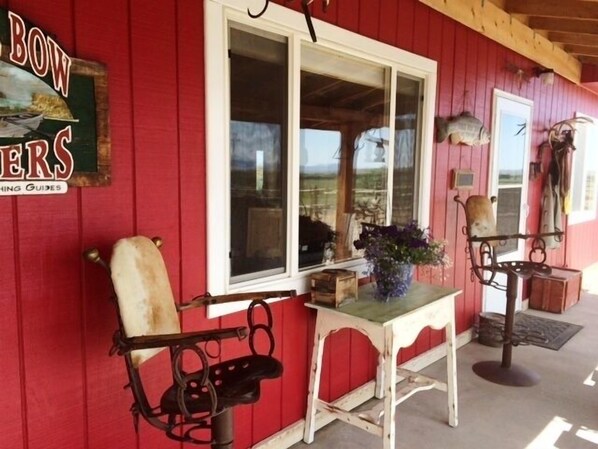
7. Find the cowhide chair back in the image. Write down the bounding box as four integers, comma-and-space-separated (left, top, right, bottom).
110, 236, 181, 367
463, 195, 498, 246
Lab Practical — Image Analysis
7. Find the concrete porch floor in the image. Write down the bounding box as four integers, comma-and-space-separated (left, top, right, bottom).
291, 276, 598, 449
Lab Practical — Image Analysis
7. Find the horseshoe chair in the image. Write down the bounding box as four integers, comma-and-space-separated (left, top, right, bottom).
84, 235, 295, 447
454, 196, 562, 386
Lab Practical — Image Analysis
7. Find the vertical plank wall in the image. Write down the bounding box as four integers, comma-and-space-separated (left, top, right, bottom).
1, 1, 598, 448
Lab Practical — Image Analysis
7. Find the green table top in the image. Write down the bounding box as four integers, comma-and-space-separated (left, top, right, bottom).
305, 282, 461, 326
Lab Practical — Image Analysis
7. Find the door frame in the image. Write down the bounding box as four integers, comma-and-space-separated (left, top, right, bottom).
483, 89, 533, 313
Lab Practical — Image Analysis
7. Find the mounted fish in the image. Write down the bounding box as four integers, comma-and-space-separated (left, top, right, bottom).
436, 112, 491, 146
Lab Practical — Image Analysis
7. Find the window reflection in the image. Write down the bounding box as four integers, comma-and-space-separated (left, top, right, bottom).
498, 112, 526, 185
299, 129, 340, 268
496, 187, 521, 255
495, 112, 527, 256
353, 128, 388, 226
229, 26, 287, 282
299, 45, 390, 268
392, 75, 422, 225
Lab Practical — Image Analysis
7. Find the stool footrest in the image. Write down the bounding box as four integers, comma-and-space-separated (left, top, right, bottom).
314, 367, 447, 435
357, 368, 446, 426
315, 399, 384, 437
395, 367, 447, 396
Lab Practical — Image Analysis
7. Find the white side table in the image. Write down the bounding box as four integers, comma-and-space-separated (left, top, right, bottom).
303, 282, 460, 449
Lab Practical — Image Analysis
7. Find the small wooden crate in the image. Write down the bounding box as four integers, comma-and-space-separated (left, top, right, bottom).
310, 269, 358, 308
529, 267, 582, 313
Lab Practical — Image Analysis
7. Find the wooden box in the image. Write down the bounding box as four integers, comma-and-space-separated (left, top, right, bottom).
529, 267, 582, 313
310, 269, 358, 308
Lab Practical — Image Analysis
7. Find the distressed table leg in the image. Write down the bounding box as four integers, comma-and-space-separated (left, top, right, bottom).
382, 329, 398, 449
304, 321, 326, 443
375, 352, 385, 399
445, 316, 458, 427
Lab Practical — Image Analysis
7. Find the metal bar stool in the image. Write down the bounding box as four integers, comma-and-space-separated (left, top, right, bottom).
455, 196, 562, 386
84, 235, 294, 446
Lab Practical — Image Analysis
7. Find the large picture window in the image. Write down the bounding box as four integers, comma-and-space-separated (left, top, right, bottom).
205, 0, 437, 316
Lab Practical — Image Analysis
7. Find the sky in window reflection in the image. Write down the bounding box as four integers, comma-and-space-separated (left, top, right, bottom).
498, 112, 526, 185
300, 127, 389, 169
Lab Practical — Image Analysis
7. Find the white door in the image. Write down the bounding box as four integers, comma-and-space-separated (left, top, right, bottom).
484, 90, 533, 313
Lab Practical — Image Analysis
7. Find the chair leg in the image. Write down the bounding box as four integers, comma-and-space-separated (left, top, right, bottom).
472, 272, 540, 386
211, 408, 234, 449
501, 271, 518, 368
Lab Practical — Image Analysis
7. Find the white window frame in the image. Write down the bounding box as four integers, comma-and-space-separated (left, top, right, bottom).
569, 112, 598, 225
204, 0, 437, 317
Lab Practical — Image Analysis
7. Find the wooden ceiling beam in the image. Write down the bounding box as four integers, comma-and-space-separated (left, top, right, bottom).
565, 45, 598, 57
549, 32, 598, 47
506, 0, 598, 21
578, 55, 598, 65
417, 0, 581, 84
529, 17, 598, 35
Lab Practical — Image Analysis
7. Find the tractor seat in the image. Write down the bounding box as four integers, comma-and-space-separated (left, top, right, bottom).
160, 354, 282, 415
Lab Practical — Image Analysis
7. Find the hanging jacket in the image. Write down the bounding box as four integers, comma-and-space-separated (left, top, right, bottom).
540, 172, 562, 249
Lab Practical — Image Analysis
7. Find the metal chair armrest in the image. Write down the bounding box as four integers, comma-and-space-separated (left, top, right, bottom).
113, 327, 247, 355
469, 230, 562, 244
177, 290, 297, 311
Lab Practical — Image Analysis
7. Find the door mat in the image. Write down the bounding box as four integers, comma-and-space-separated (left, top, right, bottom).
514, 313, 583, 351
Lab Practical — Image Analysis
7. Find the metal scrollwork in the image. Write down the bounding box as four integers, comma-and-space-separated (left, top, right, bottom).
172, 344, 217, 419
471, 240, 497, 286
529, 236, 548, 264
176, 422, 212, 445
247, 299, 275, 356
204, 337, 222, 359
247, 0, 329, 42
110, 330, 128, 356
247, 0, 270, 18
130, 403, 140, 433
479, 241, 495, 266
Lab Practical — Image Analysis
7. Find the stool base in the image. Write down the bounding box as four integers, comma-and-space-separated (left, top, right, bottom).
472, 361, 540, 387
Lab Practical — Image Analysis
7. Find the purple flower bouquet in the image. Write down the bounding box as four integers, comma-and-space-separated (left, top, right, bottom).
354, 222, 450, 301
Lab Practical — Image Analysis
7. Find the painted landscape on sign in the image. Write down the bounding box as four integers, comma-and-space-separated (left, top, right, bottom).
0, 60, 76, 138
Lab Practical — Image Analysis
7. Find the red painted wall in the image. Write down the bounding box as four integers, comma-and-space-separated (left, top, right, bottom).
1, 1, 598, 448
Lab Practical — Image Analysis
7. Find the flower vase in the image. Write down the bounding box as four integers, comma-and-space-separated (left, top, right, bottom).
373, 263, 414, 302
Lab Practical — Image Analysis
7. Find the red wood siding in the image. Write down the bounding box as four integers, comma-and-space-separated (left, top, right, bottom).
1, 1, 598, 448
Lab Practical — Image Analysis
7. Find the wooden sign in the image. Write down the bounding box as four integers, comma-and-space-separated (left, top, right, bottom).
0, 8, 110, 196
451, 169, 474, 190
